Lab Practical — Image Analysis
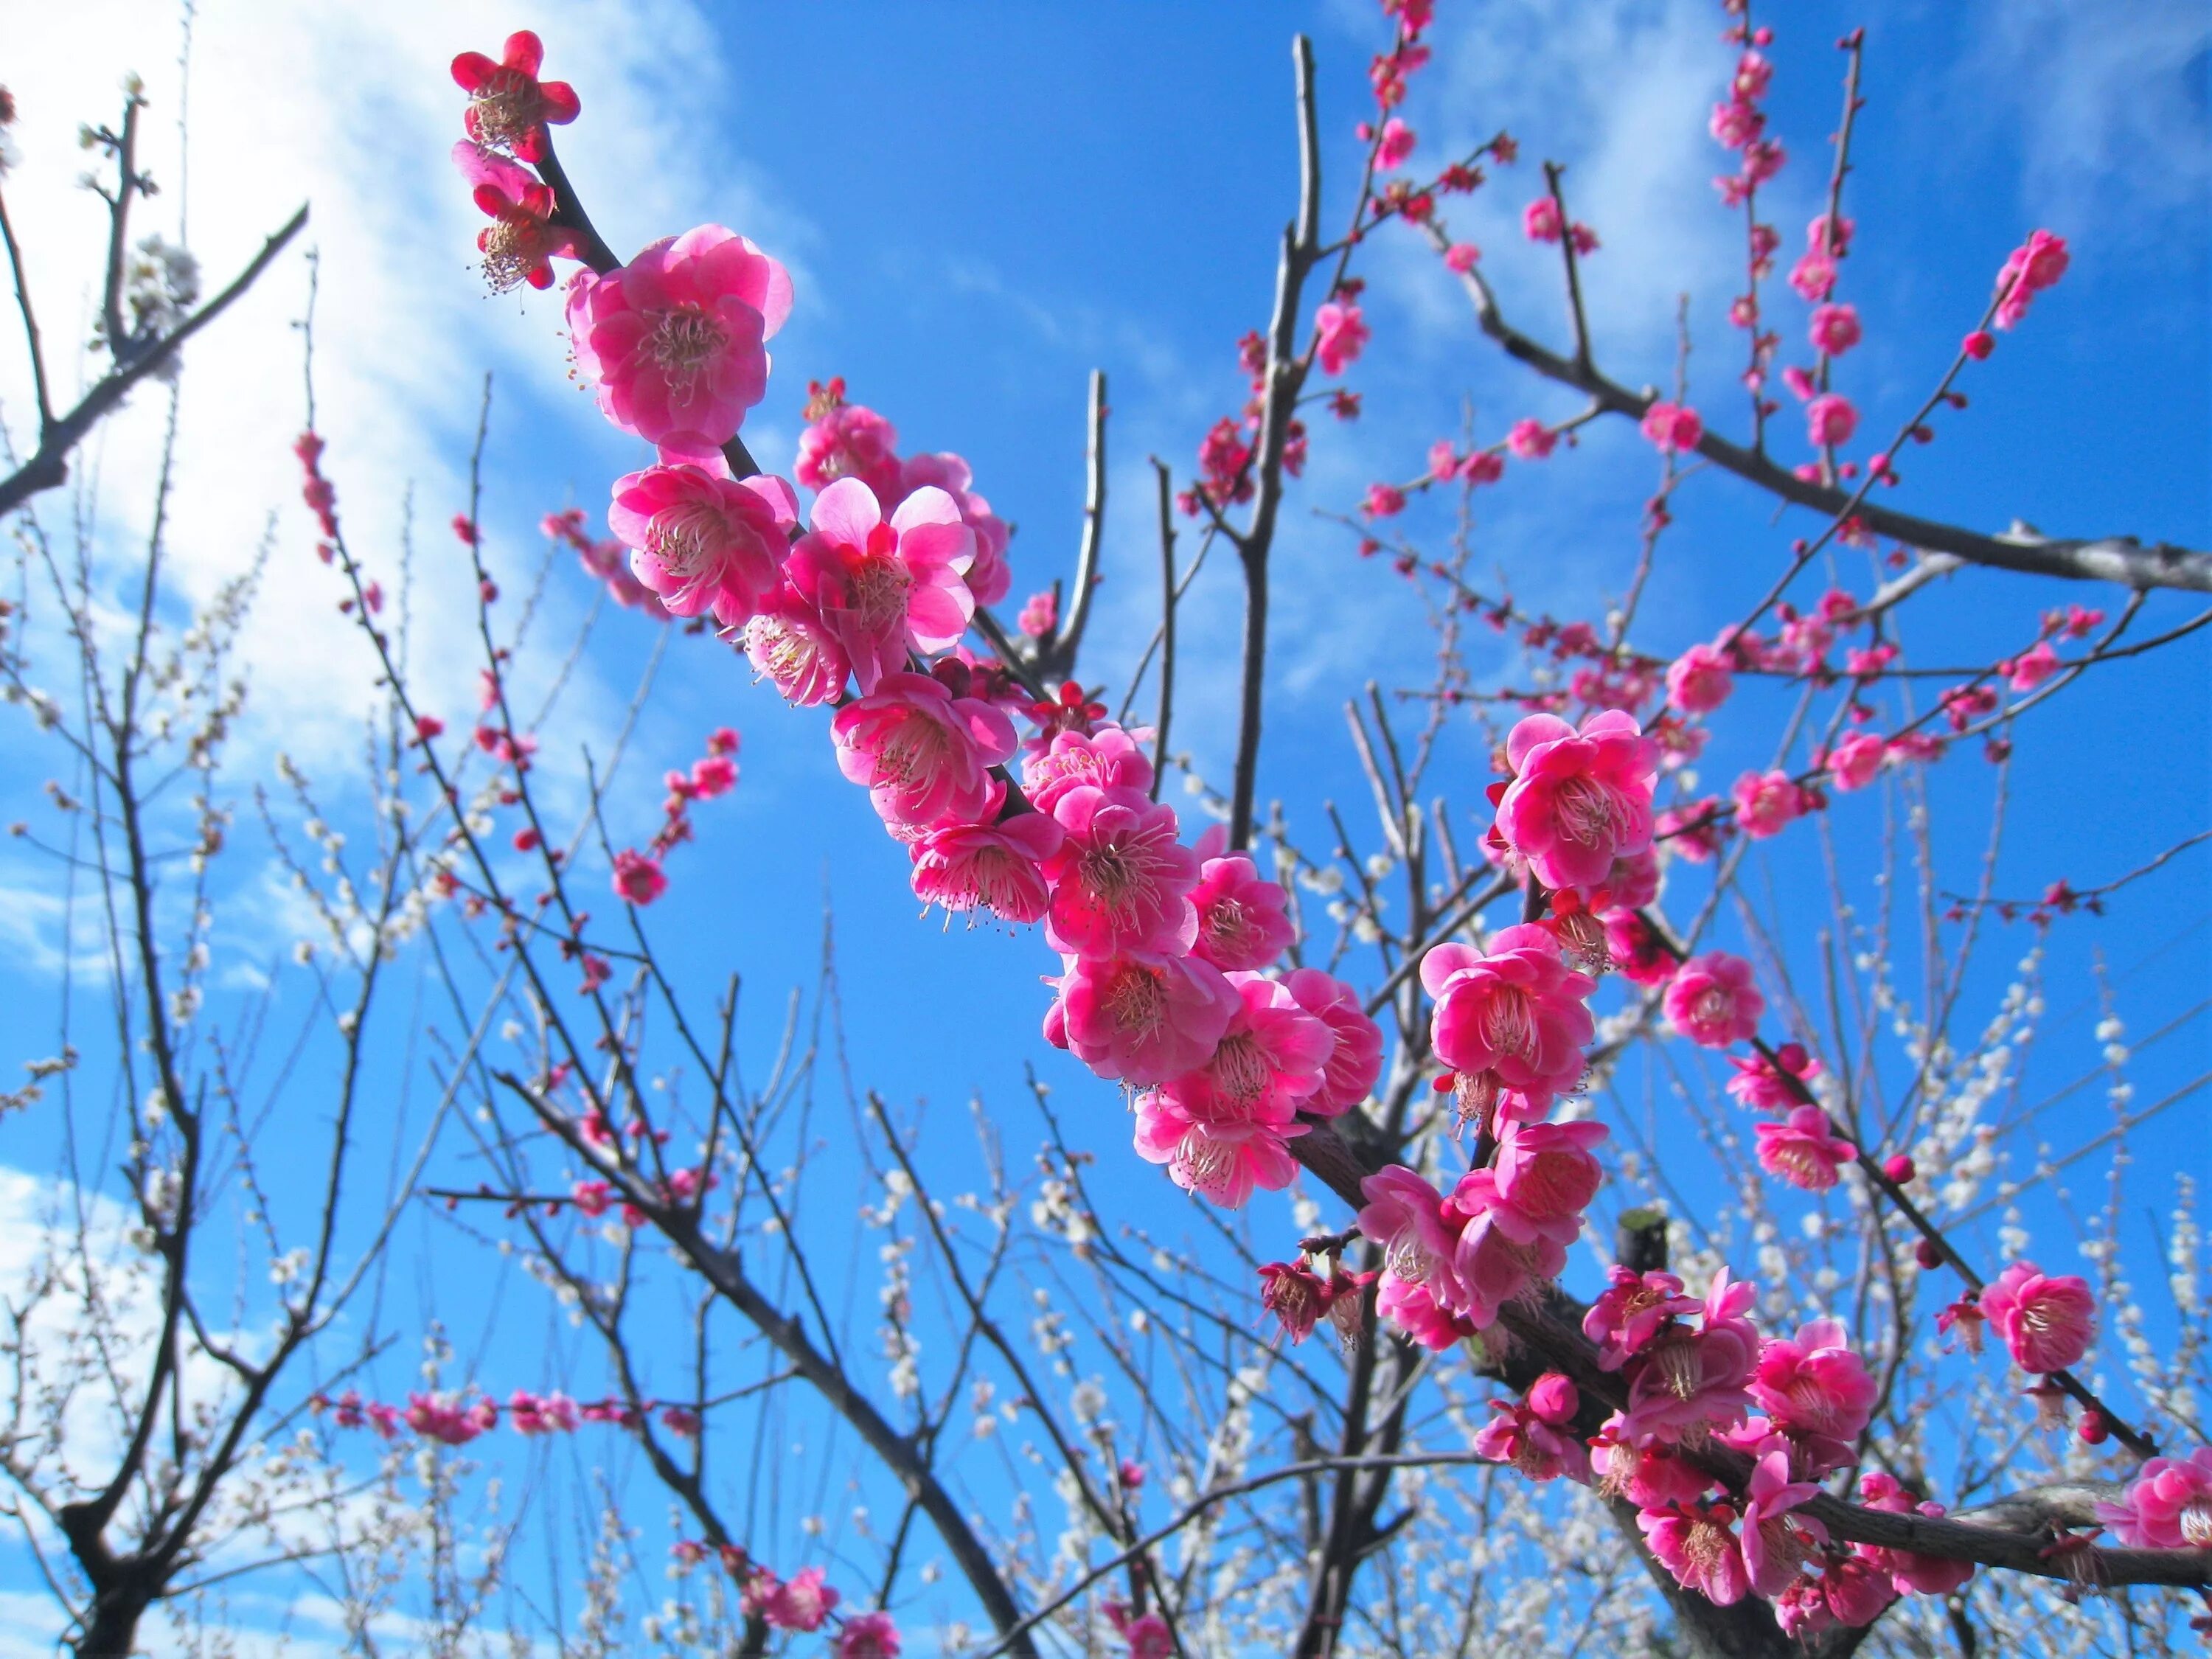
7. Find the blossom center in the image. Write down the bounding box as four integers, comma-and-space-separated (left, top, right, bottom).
1103, 962, 1166, 1037
1553, 775, 1615, 846
1480, 987, 1537, 1060
649, 502, 727, 582
647, 304, 728, 397
1692, 987, 1734, 1029
1208, 1032, 1272, 1113
469, 72, 540, 151
843, 539, 913, 636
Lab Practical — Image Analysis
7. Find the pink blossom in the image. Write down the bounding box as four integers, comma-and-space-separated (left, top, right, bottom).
1158, 972, 1332, 1124
1375, 117, 1415, 169
1443, 242, 1481, 274
1314, 301, 1370, 376
1665, 643, 1734, 715
1506, 417, 1556, 459
1788, 251, 1837, 303
1189, 851, 1293, 971
1725, 1043, 1819, 1112
1857, 1472, 1978, 1594
1638, 1501, 1750, 1605
1639, 400, 1704, 454
1363, 481, 1405, 518
2093, 1447, 2212, 1549
1806, 392, 1858, 449
1281, 968, 1384, 1115
1568, 223, 1600, 257
2006, 639, 2059, 691
796, 400, 903, 503
1357, 1166, 1468, 1309
1042, 786, 1201, 958
1708, 98, 1764, 150
1017, 589, 1058, 638
1622, 1269, 1760, 1445
895, 451, 1012, 605
1663, 951, 1763, 1048
1023, 724, 1155, 810
451, 31, 580, 163
1105, 1601, 1172, 1659
1738, 1449, 1827, 1596
613, 849, 668, 906
1258, 1259, 1331, 1343
1473, 1374, 1590, 1481
1809, 302, 1861, 357
1781, 364, 1815, 401
1993, 229, 2069, 330
1655, 796, 1724, 862
1450, 1200, 1569, 1326
831, 671, 1017, 836
742, 585, 851, 706
1825, 732, 1885, 792
1817, 1554, 1896, 1627
1604, 908, 1674, 987
835, 1612, 902, 1659
507, 1389, 579, 1435
1585, 1266, 1700, 1370
1755, 1105, 1856, 1192
1493, 709, 1659, 893
1375, 1272, 1476, 1349
1731, 768, 1804, 839
690, 754, 738, 799
1806, 212, 1854, 256
406, 1392, 489, 1447
1458, 1116, 1608, 1248
1750, 1317, 1877, 1467
1133, 1093, 1303, 1208
784, 477, 975, 695
1522, 197, 1563, 243
608, 463, 793, 627
1427, 439, 1460, 482
566, 226, 792, 449
910, 812, 1064, 923
761, 1566, 838, 1632
1054, 951, 1239, 1085
1461, 450, 1506, 486
1980, 1260, 2096, 1374
1422, 925, 1596, 1111
452, 142, 577, 293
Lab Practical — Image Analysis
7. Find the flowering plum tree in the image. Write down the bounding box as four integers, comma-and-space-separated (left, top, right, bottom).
1, 1, 2207, 1656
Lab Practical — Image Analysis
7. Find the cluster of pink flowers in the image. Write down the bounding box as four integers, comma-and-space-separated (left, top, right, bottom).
1710, 29, 1783, 208
664, 1546, 901, 1656
311, 1384, 700, 1447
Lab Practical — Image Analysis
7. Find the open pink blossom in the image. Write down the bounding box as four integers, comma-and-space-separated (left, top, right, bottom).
1638, 1501, 1750, 1605
1459, 1116, 1608, 1248
2093, 1447, 2212, 1549
1857, 1472, 1978, 1594
1023, 723, 1155, 811
1422, 925, 1596, 1110
1189, 849, 1294, 970
613, 849, 667, 906
896, 451, 1012, 605
451, 142, 577, 292
742, 585, 850, 706
1817, 1554, 1896, 1627
2006, 639, 2059, 691
1725, 1044, 1819, 1112
911, 811, 1064, 923
1158, 972, 1332, 1124
1750, 1317, 1877, 1467
1809, 302, 1861, 357
1473, 1374, 1590, 1482
784, 477, 975, 694
1980, 1260, 2096, 1374
1739, 1449, 1828, 1596
1603, 908, 1674, 987
1043, 786, 1201, 959
1314, 301, 1370, 375
1494, 709, 1660, 893
566, 226, 792, 449
832, 671, 1016, 836
1806, 392, 1858, 450
798, 400, 902, 507
1825, 731, 1885, 792
1585, 1266, 1700, 1371
1450, 1200, 1569, 1327
1732, 768, 1805, 839
1523, 197, 1563, 242
1054, 950, 1239, 1086
1281, 968, 1384, 1114
1789, 250, 1837, 302
1622, 1270, 1760, 1445
1665, 643, 1734, 715
835, 1611, 902, 1659
608, 464, 793, 626
1016, 589, 1057, 638
1376, 1273, 1477, 1350
1357, 1166, 1468, 1310
1443, 242, 1481, 274
1664, 951, 1763, 1048
1994, 229, 2069, 330
1506, 417, 1556, 459
1639, 400, 1704, 454
1134, 1093, 1303, 1208
1590, 1422, 1713, 1511
1755, 1106, 1856, 1192
451, 31, 580, 163
760, 1566, 838, 1632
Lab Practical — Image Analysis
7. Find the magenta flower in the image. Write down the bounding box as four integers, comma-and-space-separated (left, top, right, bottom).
1189, 850, 1294, 970
835, 1612, 902, 1659
910, 813, 1063, 924
1017, 589, 1058, 638
2093, 1447, 2212, 1549
1313, 300, 1370, 375
1042, 786, 1201, 959
1584, 1266, 1700, 1371
1825, 731, 1885, 792
1980, 1260, 2096, 1374
608, 463, 793, 627
785, 477, 975, 695
1375, 116, 1416, 169
1638, 1501, 1750, 1606
1023, 724, 1155, 811
1622, 1270, 1759, 1446
1750, 1317, 1877, 1467
762, 1567, 838, 1632
1444, 242, 1481, 274
1789, 251, 1837, 303
1754, 1106, 1856, 1192
1639, 400, 1704, 454
1731, 768, 1804, 839
1738, 1449, 1827, 1596
796, 400, 902, 503
1472, 1376, 1590, 1482
451, 142, 577, 293
895, 453, 1012, 605
1994, 229, 2069, 330
451, 31, 580, 163
1133, 1095, 1302, 1209
1806, 392, 1858, 450
1357, 1166, 1468, 1310
1463, 1116, 1607, 1249
1450, 1206, 1568, 1327
1376, 1273, 1475, 1350
743, 585, 851, 706
1663, 951, 1764, 1048
1422, 925, 1595, 1110
1816, 1554, 1896, 1627
1258, 1259, 1331, 1344
832, 671, 1017, 838
1725, 1044, 1819, 1112
1363, 481, 1405, 518
2006, 639, 2059, 691
1281, 968, 1384, 1115
1809, 302, 1861, 357
1055, 951, 1238, 1086
1157, 973, 1332, 1125
1493, 709, 1659, 894
1665, 642, 1734, 715
1506, 417, 1556, 459
566, 226, 792, 449
1522, 198, 1563, 243
613, 849, 667, 907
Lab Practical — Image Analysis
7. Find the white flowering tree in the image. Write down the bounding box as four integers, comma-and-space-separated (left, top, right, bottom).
1, 4, 2208, 1658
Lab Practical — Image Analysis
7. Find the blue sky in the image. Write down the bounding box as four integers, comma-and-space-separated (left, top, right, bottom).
0, 0, 2205, 1649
